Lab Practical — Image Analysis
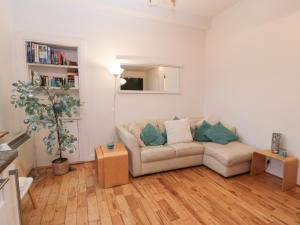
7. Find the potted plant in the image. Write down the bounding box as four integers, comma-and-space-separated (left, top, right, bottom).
11, 75, 80, 175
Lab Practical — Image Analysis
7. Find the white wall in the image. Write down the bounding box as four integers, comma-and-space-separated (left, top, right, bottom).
146, 67, 161, 91
10, 0, 205, 164
204, 0, 300, 184
0, 0, 13, 131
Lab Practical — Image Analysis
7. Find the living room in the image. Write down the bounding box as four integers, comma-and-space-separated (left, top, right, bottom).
0, 0, 299, 224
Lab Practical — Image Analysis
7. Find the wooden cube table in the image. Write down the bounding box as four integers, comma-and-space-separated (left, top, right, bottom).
250, 150, 298, 191
95, 143, 128, 188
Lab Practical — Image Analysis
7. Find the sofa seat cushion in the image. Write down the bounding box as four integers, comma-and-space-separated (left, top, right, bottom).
203, 141, 256, 166
170, 142, 204, 157
141, 146, 176, 163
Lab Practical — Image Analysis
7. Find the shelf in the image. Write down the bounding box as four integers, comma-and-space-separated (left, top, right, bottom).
27, 63, 78, 69
61, 117, 81, 121
48, 87, 79, 90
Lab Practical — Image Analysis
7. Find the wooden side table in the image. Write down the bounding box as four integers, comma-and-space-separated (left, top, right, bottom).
95, 143, 128, 188
251, 150, 298, 191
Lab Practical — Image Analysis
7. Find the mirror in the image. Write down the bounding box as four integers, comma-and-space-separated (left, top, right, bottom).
119, 64, 180, 93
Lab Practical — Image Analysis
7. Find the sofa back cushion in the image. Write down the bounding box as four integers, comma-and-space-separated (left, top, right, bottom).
125, 117, 202, 147
157, 117, 202, 133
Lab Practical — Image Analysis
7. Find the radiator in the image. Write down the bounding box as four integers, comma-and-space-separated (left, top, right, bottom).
8, 133, 34, 176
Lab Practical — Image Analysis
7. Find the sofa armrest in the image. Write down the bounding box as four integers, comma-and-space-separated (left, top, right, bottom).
116, 125, 142, 177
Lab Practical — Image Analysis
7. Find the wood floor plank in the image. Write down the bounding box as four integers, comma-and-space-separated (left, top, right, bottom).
52, 207, 66, 225
22, 162, 300, 225
157, 199, 179, 222
87, 195, 99, 222
65, 212, 76, 225
98, 200, 113, 225
76, 207, 88, 225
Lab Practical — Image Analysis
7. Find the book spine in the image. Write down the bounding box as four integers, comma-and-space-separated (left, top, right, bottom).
26, 42, 32, 63
51, 49, 54, 64
47, 47, 51, 64
38, 45, 42, 64
31, 43, 35, 63
54, 50, 58, 65
40, 45, 48, 64
34, 43, 39, 63
58, 52, 62, 65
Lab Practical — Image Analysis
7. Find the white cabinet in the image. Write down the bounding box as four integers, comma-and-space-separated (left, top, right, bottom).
0, 162, 21, 225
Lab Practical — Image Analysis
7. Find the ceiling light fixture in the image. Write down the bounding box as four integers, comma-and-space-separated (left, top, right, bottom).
149, 0, 176, 7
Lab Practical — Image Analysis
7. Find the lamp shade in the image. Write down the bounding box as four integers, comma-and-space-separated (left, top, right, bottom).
108, 66, 124, 76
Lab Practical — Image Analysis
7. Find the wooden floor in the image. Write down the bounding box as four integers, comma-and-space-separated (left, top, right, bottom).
22, 162, 300, 225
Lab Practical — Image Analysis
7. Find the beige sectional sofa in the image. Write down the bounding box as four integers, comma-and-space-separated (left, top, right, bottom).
116, 118, 257, 177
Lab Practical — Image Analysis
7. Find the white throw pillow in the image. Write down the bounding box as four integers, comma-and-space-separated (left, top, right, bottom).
165, 118, 193, 145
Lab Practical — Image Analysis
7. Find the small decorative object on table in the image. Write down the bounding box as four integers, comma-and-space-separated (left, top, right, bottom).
271, 133, 281, 154
278, 149, 288, 158
107, 143, 114, 150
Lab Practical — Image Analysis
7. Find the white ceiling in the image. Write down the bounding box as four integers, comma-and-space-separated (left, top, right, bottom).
83, 0, 240, 29
146, 0, 240, 17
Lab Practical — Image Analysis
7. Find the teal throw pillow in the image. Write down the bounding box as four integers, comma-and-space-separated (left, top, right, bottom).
204, 122, 238, 145
194, 120, 212, 142
140, 123, 166, 146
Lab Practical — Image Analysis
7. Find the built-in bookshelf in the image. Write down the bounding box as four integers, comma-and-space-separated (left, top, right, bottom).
26, 41, 79, 90
25, 41, 82, 164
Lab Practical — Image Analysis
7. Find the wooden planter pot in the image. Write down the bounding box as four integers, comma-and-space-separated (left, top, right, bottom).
52, 158, 69, 175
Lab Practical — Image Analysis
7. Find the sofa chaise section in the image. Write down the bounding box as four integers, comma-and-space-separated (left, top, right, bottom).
203, 142, 256, 177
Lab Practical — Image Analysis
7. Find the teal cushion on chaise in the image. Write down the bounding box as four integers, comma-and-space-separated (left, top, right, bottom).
204, 122, 238, 145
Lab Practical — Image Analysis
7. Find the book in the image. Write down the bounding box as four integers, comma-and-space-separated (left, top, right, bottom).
31, 43, 37, 63
47, 47, 51, 64
34, 43, 39, 63
38, 44, 48, 64
26, 42, 32, 63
